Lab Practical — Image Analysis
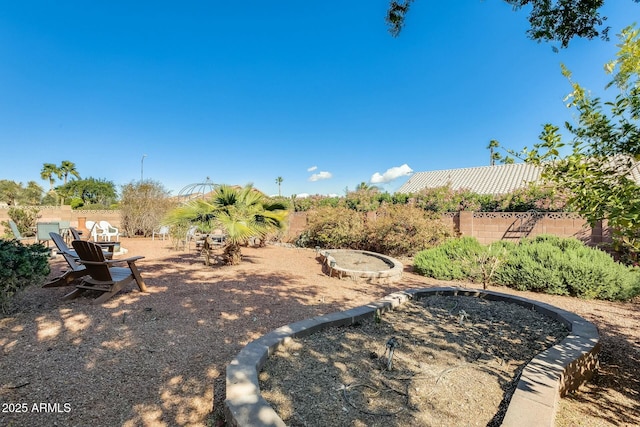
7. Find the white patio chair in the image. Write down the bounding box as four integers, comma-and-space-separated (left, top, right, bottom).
98, 220, 120, 241
152, 225, 170, 241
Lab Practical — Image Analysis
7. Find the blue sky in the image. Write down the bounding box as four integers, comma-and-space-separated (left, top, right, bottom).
1, 1, 637, 198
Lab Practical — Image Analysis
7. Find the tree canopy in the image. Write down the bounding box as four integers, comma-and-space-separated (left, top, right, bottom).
387, 0, 640, 48
56, 177, 118, 207
511, 25, 640, 256
0, 180, 44, 206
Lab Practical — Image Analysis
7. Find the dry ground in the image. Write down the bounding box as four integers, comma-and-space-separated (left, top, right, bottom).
0, 237, 638, 426
260, 295, 570, 426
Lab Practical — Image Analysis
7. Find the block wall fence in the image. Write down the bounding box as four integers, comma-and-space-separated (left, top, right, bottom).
0, 206, 122, 231
285, 211, 611, 247
1, 206, 611, 247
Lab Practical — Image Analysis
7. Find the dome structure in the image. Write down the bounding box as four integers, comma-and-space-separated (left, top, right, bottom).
177, 177, 218, 202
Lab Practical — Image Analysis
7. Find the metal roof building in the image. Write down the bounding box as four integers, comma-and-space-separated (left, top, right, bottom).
397, 163, 543, 195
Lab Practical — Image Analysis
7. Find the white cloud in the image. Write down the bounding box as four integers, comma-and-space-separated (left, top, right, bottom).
370, 164, 413, 184
309, 171, 333, 182
307, 165, 318, 172
294, 193, 310, 198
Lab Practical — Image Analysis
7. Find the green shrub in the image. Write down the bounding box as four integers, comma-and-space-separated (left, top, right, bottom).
364, 205, 452, 257
414, 234, 640, 301
495, 235, 640, 300
0, 240, 50, 314
298, 207, 365, 249
495, 240, 568, 294
559, 243, 639, 300
70, 197, 84, 209
413, 237, 485, 280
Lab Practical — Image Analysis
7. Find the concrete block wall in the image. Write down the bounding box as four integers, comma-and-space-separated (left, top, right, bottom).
1, 207, 611, 248
0, 206, 122, 230
284, 210, 610, 247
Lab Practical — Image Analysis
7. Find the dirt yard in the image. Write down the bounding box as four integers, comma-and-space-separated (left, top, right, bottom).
0, 237, 638, 426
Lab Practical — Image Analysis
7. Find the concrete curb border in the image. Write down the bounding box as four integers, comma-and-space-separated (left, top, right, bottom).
225, 287, 600, 426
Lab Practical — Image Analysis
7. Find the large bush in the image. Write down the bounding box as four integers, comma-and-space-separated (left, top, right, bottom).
363, 205, 452, 257
413, 235, 640, 301
495, 239, 567, 294
297, 207, 365, 249
0, 240, 50, 313
298, 205, 453, 257
496, 235, 640, 300
120, 180, 177, 237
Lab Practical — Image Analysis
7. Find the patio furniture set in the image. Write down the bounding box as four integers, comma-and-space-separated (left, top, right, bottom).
6, 219, 144, 304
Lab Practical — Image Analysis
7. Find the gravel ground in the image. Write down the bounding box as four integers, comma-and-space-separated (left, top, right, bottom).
0, 237, 638, 426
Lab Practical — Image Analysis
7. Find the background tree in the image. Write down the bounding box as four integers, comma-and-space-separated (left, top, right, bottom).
488, 140, 500, 166
58, 160, 80, 184
56, 160, 80, 205
20, 181, 44, 205
120, 180, 176, 237
487, 139, 515, 164
0, 180, 22, 206
56, 177, 118, 208
513, 25, 640, 256
40, 163, 61, 193
0, 180, 43, 206
275, 176, 283, 197
387, 0, 639, 48
165, 184, 288, 265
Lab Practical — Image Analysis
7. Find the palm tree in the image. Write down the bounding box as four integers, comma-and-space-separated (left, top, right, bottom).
165, 184, 288, 265
59, 160, 80, 184
355, 182, 379, 193
40, 163, 61, 192
487, 140, 500, 166
275, 176, 283, 197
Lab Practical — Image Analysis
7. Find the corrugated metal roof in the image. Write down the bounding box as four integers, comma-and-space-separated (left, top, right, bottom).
397, 163, 542, 195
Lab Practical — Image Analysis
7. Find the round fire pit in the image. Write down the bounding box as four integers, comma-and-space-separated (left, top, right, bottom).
318, 249, 403, 285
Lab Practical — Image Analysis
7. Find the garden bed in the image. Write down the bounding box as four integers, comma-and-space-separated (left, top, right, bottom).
258, 295, 570, 426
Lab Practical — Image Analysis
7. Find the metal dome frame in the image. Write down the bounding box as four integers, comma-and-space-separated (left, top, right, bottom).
177, 177, 219, 201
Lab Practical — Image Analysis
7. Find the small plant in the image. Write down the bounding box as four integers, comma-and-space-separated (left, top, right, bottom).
168, 221, 191, 250
0, 240, 50, 314
4, 207, 40, 237
469, 250, 503, 289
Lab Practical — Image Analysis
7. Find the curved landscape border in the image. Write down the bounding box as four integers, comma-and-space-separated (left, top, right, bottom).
225, 287, 600, 427
319, 249, 403, 285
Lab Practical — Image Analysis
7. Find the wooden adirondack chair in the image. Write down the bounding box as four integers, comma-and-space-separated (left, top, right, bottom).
43, 233, 87, 287
43, 233, 114, 288
69, 227, 83, 240
66, 240, 148, 304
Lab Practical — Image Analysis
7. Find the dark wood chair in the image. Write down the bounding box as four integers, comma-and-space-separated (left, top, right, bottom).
43, 233, 87, 287
65, 240, 148, 304
43, 233, 114, 288
69, 227, 83, 240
